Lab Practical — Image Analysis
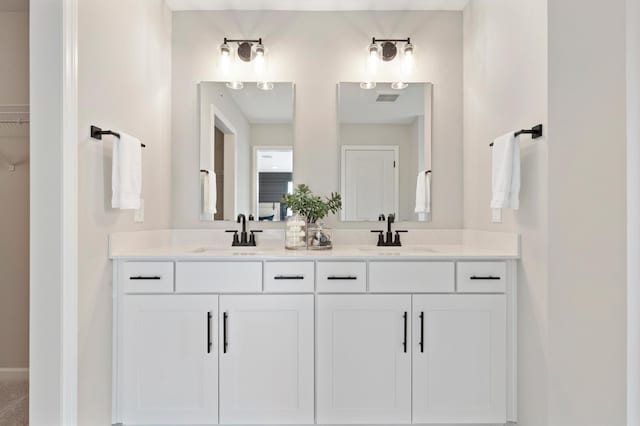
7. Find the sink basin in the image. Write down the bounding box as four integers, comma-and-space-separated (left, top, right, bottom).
189, 247, 274, 256
357, 246, 439, 255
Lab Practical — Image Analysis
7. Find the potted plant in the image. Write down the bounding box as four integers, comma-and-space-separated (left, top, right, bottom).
282, 184, 342, 250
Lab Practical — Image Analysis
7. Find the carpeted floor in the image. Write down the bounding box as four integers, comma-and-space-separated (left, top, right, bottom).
0, 371, 28, 426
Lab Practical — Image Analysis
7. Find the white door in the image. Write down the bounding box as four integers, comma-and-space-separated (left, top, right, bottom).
412, 295, 507, 424
122, 295, 218, 425
343, 147, 398, 221
317, 295, 411, 424
219, 295, 314, 424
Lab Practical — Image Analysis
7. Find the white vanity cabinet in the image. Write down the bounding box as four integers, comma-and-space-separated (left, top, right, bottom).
317, 295, 412, 424
121, 295, 219, 425
113, 258, 517, 426
412, 295, 507, 424
219, 295, 314, 424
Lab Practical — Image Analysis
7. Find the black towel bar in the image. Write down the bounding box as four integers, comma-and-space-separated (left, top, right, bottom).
490, 124, 543, 147
91, 125, 146, 148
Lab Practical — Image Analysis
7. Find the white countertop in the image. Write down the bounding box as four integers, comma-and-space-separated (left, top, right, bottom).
109, 229, 520, 260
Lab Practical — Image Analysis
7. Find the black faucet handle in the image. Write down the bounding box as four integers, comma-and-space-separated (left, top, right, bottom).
250, 230, 263, 233
226, 230, 240, 246
393, 230, 408, 245
248, 230, 262, 245
225, 230, 239, 233
371, 230, 385, 246
395, 230, 408, 233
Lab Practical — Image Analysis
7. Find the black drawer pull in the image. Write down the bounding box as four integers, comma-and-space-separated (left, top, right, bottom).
274, 275, 305, 280
470, 276, 501, 280
207, 312, 212, 354
419, 312, 424, 353
402, 312, 408, 353
327, 276, 358, 281
223, 312, 228, 353
129, 276, 161, 280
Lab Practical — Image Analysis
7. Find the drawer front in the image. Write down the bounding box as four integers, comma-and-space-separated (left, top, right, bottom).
175, 262, 262, 293
317, 262, 367, 293
369, 261, 454, 293
121, 262, 174, 293
264, 262, 315, 292
457, 262, 507, 293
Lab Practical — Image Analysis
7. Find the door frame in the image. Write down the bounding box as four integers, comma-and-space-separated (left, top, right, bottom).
340, 145, 400, 221
30, 0, 78, 424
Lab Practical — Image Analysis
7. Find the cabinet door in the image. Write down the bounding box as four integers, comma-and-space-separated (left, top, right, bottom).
122, 295, 218, 425
219, 295, 314, 424
412, 295, 507, 424
317, 295, 412, 424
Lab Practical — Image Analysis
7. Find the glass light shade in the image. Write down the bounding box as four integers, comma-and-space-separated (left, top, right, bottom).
402, 42, 414, 75
219, 43, 232, 75
391, 82, 408, 90
367, 43, 380, 74
257, 81, 274, 91
226, 81, 244, 90
360, 81, 376, 90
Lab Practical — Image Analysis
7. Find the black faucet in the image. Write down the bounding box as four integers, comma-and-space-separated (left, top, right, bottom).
371, 213, 408, 247
226, 214, 262, 247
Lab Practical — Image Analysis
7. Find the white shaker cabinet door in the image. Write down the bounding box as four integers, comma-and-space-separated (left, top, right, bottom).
122, 295, 219, 425
219, 295, 314, 424
317, 295, 412, 424
412, 294, 507, 424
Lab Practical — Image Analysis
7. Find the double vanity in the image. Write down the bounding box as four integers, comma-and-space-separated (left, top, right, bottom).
110, 229, 519, 426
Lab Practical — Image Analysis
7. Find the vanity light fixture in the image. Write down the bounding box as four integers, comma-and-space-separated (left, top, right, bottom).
363, 37, 414, 90
220, 37, 271, 90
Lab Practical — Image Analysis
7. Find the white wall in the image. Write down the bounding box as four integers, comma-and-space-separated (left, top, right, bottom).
77, 0, 172, 423
0, 10, 29, 369
171, 11, 463, 228
627, 0, 640, 423
548, 0, 627, 424
462, 1, 548, 425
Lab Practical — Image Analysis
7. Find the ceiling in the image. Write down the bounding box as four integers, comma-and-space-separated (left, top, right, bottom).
257, 149, 293, 172
338, 82, 428, 125
0, 0, 28, 12
166, 0, 468, 11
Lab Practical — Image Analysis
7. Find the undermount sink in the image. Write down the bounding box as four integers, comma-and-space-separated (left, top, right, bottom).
189, 247, 275, 256
357, 246, 439, 255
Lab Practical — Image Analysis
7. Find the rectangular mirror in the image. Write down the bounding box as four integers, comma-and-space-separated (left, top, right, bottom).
199, 82, 295, 222
338, 82, 432, 222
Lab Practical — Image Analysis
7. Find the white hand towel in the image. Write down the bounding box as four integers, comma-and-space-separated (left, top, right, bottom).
203, 169, 217, 215
415, 171, 432, 214
111, 133, 142, 210
491, 132, 520, 210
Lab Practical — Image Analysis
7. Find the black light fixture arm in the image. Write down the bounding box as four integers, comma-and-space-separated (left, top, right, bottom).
372, 37, 411, 44
224, 37, 262, 44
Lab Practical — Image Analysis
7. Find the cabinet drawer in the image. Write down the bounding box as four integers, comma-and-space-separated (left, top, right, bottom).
369, 261, 454, 293
457, 262, 507, 293
264, 262, 315, 292
317, 262, 367, 293
175, 262, 262, 293
121, 262, 174, 293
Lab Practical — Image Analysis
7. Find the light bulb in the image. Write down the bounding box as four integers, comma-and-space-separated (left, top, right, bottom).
226, 81, 244, 90
219, 41, 232, 75
360, 82, 376, 90
391, 82, 408, 90
257, 81, 274, 91
402, 42, 414, 75
367, 42, 380, 74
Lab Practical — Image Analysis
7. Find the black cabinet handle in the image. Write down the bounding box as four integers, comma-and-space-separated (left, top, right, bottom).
207, 312, 212, 354
419, 312, 424, 353
223, 312, 228, 353
274, 275, 305, 280
403, 312, 408, 353
129, 276, 161, 280
470, 276, 501, 280
327, 276, 358, 281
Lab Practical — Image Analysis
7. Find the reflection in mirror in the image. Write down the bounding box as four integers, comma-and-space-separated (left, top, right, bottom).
199, 82, 295, 221
338, 82, 432, 222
